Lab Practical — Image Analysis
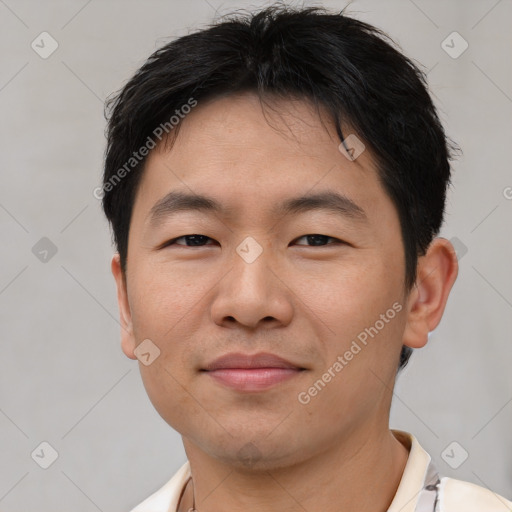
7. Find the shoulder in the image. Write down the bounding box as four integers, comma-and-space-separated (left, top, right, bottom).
439, 476, 512, 512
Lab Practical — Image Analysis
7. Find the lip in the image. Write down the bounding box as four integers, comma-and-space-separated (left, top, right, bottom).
202, 352, 304, 371
201, 352, 306, 392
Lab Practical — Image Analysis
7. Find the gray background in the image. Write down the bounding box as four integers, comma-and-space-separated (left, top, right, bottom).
0, 0, 511, 510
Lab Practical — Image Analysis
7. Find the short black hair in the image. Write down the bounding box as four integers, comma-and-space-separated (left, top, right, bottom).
101, 5, 457, 372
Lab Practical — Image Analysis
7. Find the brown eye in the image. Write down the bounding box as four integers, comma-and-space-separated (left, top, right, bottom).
165, 234, 215, 247
293, 235, 342, 246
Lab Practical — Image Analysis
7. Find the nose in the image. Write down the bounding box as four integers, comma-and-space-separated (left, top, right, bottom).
210, 241, 294, 329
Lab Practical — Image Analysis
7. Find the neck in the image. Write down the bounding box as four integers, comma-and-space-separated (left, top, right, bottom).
177, 427, 410, 512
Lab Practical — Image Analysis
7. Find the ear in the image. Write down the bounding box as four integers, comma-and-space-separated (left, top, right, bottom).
111, 253, 137, 360
402, 237, 459, 349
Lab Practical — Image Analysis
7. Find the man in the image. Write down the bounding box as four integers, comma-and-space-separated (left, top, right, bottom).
101, 5, 512, 512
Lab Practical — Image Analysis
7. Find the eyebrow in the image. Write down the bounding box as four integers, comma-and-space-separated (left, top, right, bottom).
147, 190, 368, 228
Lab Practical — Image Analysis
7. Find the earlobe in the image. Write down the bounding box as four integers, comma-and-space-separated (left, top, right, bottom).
402, 237, 459, 349
111, 253, 137, 360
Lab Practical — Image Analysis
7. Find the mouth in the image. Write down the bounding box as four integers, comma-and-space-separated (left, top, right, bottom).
201, 352, 307, 392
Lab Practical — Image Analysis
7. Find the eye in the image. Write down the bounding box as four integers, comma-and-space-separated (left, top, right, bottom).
163, 234, 216, 247
293, 234, 343, 246
161, 234, 344, 249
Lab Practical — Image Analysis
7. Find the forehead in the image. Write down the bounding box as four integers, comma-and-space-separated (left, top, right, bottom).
157, 91, 355, 163
130, 91, 395, 230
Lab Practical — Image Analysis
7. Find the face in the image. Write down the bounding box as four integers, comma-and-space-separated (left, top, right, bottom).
113, 91, 416, 469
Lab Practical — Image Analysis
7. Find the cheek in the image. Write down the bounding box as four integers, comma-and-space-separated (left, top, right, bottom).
298, 255, 398, 328
128, 262, 208, 340
297, 253, 405, 374
139, 360, 206, 433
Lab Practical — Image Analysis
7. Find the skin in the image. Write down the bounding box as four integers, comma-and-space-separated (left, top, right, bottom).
111, 91, 458, 512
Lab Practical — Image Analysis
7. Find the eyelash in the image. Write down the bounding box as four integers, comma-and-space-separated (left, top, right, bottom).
162, 234, 345, 248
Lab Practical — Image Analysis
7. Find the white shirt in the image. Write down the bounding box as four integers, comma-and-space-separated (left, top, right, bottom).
129, 430, 512, 512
